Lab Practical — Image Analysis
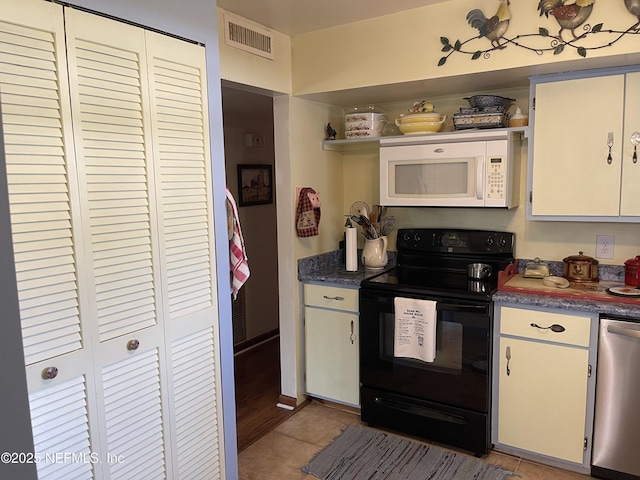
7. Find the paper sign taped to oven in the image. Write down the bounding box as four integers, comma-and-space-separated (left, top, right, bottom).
393, 297, 437, 363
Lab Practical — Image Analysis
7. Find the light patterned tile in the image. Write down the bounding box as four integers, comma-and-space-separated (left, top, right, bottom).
274, 402, 362, 447
238, 430, 319, 480
485, 450, 520, 472
239, 403, 592, 480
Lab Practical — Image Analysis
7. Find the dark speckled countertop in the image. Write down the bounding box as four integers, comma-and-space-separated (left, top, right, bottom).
298, 250, 396, 287
299, 253, 640, 318
494, 258, 640, 318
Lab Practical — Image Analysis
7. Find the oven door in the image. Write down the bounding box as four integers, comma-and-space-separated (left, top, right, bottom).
359, 287, 492, 413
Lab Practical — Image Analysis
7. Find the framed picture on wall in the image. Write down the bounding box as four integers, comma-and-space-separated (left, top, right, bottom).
237, 164, 273, 206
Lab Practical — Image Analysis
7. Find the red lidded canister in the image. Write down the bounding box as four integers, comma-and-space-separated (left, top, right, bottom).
624, 256, 640, 287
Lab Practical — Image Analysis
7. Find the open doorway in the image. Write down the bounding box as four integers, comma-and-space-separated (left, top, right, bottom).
221, 84, 285, 451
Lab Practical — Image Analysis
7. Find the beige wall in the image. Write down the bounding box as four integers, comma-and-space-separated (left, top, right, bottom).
217, 9, 292, 95
292, 1, 640, 96
222, 88, 279, 341
218, 2, 640, 404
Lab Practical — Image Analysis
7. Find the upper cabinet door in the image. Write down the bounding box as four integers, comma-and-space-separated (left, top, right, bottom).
532, 75, 625, 217
620, 72, 640, 216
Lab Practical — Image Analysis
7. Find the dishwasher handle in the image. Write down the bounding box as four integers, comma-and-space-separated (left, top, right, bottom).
607, 324, 640, 340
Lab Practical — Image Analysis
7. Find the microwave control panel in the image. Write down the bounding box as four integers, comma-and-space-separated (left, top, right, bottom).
486, 157, 506, 199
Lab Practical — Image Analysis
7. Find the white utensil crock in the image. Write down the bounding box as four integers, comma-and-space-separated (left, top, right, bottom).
362, 236, 388, 270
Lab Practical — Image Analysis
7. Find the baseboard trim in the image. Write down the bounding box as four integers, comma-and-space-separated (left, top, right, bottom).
234, 328, 279, 354
277, 395, 297, 409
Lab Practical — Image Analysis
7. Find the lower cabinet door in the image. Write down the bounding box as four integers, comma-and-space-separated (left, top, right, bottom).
497, 337, 589, 463
305, 307, 359, 406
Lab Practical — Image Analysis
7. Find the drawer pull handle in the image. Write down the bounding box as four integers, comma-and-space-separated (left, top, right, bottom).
350, 320, 355, 345
530, 323, 565, 333
323, 295, 344, 301
505, 346, 511, 376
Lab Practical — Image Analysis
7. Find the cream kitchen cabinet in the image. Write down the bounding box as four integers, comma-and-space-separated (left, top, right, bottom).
1, 2, 223, 478
528, 68, 640, 221
304, 283, 359, 407
492, 304, 597, 471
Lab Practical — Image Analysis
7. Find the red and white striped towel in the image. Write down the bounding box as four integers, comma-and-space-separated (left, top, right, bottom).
226, 188, 250, 300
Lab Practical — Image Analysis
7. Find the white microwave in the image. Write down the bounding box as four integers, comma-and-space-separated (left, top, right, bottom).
380, 130, 520, 208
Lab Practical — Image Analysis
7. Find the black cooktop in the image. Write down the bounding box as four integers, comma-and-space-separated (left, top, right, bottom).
360, 228, 515, 301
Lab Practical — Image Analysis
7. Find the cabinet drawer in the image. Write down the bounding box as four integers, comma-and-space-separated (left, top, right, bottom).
304, 284, 358, 312
499, 307, 590, 347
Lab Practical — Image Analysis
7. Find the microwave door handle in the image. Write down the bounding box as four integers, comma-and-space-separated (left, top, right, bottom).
476, 156, 484, 200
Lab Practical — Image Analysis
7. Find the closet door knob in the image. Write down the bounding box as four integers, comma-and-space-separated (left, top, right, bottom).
127, 339, 140, 351
42, 367, 58, 380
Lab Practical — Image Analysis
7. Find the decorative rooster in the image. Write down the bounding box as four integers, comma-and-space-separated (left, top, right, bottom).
537, 0, 596, 41
625, 0, 640, 29
467, 0, 512, 50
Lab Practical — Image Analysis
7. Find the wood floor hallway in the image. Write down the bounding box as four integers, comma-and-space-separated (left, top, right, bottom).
234, 335, 298, 452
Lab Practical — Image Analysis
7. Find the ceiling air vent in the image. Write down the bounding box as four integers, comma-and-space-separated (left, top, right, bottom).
224, 13, 274, 60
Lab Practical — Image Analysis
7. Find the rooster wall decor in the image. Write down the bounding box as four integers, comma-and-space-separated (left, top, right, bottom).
467, 0, 512, 49
438, 1, 640, 66
537, 0, 595, 41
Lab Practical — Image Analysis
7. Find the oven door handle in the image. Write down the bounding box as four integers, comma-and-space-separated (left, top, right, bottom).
374, 397, 468, 425
437, 303, 487, 314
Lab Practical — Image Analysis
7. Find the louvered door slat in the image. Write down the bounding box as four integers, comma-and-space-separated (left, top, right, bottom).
148, 38, 216, 320
1, 14, 83, 367
102, 348, 165, 479
29, 375, 93, 480
171, 328, 219, 479
66, 8, 161, 343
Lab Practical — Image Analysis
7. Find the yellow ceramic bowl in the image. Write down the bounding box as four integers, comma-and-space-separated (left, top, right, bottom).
396, 116, 446, 134
397, 113, 444, 124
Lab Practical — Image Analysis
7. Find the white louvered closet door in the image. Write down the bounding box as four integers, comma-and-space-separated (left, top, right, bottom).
64, 9, 167, 480
146, 31, 223, 479
0, 2, 97, 479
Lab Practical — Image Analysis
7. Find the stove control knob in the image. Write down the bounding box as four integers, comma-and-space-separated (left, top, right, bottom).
497, 236, 507, 247
403, 232, 412, 242
485, 236, 495, 246
413, 233, 421, 243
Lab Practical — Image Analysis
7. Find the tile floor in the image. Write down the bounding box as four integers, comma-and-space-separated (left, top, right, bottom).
238, 402, 592, 480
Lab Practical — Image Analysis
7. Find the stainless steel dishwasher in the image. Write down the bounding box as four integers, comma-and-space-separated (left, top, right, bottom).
592, 316, 640, 480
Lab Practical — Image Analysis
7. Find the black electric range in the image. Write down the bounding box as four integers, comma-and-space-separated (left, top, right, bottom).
358, 228, 515, 456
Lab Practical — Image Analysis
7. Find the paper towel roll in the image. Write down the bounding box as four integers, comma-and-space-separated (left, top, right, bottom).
345, 227, 357, 271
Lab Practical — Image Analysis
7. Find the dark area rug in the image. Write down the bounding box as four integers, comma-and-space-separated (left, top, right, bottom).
302, 425, 518, 480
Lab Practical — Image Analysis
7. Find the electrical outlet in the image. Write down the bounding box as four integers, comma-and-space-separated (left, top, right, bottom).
596, 235, 615, 259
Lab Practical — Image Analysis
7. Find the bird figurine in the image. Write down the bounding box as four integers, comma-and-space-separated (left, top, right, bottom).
467, 0, 512, 50
326, 123, 336, 141
537, 0, 596, 41
625, 0, 640, 29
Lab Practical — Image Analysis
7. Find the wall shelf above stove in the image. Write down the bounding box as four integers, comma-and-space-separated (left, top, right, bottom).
321, 126, 529, 151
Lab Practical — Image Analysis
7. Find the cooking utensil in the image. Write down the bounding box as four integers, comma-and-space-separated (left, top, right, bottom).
467, 263, 492, 280
379, 216, 396, 236
624, 256, 640, 287
463, 95, 515, 110
563, 251, 599, 283
349, 201, 370, 219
